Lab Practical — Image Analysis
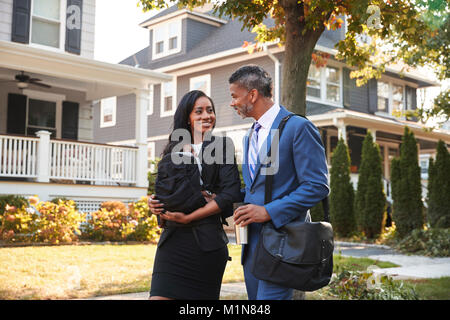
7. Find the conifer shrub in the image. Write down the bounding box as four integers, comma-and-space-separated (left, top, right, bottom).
355, 131, 386, 238
329, 138, 355, 237
427, 140, 450, 228
390, 127, 424, 237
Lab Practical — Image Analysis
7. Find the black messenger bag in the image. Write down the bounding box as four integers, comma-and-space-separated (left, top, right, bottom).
250, 114, 334, 291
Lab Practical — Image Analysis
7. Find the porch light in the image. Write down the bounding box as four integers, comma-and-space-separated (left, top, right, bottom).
17, 81, 28, 89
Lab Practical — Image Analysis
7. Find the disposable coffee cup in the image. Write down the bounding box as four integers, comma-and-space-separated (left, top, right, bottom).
233, 202, 248, 245
235, 223, 248, 245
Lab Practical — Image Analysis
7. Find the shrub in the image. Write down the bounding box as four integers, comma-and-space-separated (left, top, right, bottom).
0, 195, 28, 227
0, 202, 35, 242
84, 197, 160, 242
395, 228, 450, 257
147, 158, 160, 195
329, 138, 355, 237
391, 127, 424, 237
427, 140, 450, 228
355, 131, 386, 238
329, 270, 419, 300
0, 197, 85, 244
34, 199, 86, 244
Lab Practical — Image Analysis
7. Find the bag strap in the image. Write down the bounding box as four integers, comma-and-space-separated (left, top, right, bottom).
264, 113, 330, 222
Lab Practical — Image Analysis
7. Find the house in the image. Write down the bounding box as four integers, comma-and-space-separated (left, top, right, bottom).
93, 4, 450, 204
0, 0, 171, 212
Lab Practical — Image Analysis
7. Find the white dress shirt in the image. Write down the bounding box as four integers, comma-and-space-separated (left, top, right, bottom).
248, 103, 280, 163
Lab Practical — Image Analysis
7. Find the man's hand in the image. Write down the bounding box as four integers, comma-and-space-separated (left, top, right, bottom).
233, 204, 271, 227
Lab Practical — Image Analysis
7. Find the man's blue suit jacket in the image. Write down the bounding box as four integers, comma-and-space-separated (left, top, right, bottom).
241, 105, 330, 265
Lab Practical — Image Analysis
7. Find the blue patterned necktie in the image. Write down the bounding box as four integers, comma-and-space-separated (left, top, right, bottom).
248, 122, 262, 181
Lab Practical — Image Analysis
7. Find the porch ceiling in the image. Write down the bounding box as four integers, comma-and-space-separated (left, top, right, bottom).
0, 40, 172, 101
309, 109, 450, 143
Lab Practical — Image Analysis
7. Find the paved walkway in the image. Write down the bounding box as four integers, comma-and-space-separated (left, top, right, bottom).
79, 240, 450, 300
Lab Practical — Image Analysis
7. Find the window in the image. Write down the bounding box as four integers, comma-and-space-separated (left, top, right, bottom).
392, 84, 404, 113
152, 20, 182, 59
307, 63, 342, 105
100, 97, 116, 127
377, 81, 389, 111
406, 88, 413, 110
30, 0, 65, 49
307, 64, 321, 98
27, 99, 57, 137
326, 67, 340, 102
160, 81, 176, 117
377, 80, 405, 115
190, 74, 211, 96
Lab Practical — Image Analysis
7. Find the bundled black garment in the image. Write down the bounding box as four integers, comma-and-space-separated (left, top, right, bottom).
155, 152, 207, 214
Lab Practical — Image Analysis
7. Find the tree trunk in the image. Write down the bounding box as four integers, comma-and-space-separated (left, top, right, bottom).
280, 1, 326, 116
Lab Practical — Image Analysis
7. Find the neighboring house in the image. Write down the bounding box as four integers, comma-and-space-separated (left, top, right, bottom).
0, 0, 171, 212
93, 4, 450, 204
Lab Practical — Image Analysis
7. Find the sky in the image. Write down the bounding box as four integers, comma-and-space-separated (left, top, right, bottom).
94, 0, 161, 64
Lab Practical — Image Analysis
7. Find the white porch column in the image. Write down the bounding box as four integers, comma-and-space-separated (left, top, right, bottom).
36, 130, 51, 183
337, 122, 347, 142
135, 89, 149, 188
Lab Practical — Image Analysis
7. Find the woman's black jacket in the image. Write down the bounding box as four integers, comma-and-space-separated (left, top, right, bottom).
155, 135, 243, 251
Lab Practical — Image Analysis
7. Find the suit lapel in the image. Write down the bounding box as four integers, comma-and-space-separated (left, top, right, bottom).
250, 106, 291, 188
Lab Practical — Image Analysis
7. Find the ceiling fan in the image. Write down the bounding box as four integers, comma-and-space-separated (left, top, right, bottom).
0, 71, 52, 89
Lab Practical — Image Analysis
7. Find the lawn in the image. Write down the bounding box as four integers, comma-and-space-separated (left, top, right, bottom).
1, 243, 445, 300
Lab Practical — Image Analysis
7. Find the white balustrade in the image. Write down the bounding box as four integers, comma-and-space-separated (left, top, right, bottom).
0, 135, 38, 178
49, 140, 137, 184
0, 134, 138, 185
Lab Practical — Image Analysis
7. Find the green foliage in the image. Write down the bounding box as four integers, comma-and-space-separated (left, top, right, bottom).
329, 270, 419, 300
329, 138, 355, 237
0, 196, 160, 244
0, 195, 27, 215
138, 0, 449, 119
427, 140, 450, 228
0, 198, 86, 244
395, 228, 450, 257
84, 198, 161, 242
354, 131, 386, 238
309, 201, 324, 222
147, 158, 160, 195
390, 127, 424, 237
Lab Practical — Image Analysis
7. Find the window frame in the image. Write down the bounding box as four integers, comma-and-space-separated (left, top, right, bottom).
306, 63, 343, 107
376, 79, 406, 116
160, 79, 177, 118
147, 85, 154, 116
189, 74, 211, 96
23, 89, 65, 139
151, 19, 182, 60
29, 0, 67, 52
100, 96, 117, 128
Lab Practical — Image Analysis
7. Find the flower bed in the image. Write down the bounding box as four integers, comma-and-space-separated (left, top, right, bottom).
0, 196, 161, 245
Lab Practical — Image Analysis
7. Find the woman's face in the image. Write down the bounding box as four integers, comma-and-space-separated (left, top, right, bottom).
189, 96, 216, 137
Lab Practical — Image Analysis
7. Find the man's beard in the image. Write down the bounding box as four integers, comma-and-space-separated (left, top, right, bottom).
237, 103, 254, 119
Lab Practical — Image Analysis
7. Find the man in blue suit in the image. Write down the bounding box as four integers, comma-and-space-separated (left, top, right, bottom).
229, 65, 329, 300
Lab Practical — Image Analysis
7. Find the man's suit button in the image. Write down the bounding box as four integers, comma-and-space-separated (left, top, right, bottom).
250, 189, 255, 194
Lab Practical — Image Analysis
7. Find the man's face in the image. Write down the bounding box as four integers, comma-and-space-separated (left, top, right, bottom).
229, 83, 255, 119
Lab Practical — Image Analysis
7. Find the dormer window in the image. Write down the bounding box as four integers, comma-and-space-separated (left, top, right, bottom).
152, 20, 182, 59
31, 0, 65, 49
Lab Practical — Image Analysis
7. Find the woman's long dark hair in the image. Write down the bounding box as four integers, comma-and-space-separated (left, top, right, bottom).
162, 90, 216, 157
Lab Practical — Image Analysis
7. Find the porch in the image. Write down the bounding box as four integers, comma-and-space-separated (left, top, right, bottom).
309, 108, 450, 204
0, 40, 171, 211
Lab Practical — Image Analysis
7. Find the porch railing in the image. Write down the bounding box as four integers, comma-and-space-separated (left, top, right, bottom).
0, 132, 138, 185
0, 135, 38, 178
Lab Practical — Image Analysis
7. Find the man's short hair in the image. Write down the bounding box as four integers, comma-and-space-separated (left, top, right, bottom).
228, 65, 273, 98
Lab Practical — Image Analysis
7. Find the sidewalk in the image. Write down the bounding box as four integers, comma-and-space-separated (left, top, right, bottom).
80, 240, 450, 300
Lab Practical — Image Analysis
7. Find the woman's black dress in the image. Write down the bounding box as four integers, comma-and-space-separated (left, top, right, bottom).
150, 136, 242, 299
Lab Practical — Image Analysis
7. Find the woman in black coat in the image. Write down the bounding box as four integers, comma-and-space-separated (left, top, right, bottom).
148, 90, 243, 300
